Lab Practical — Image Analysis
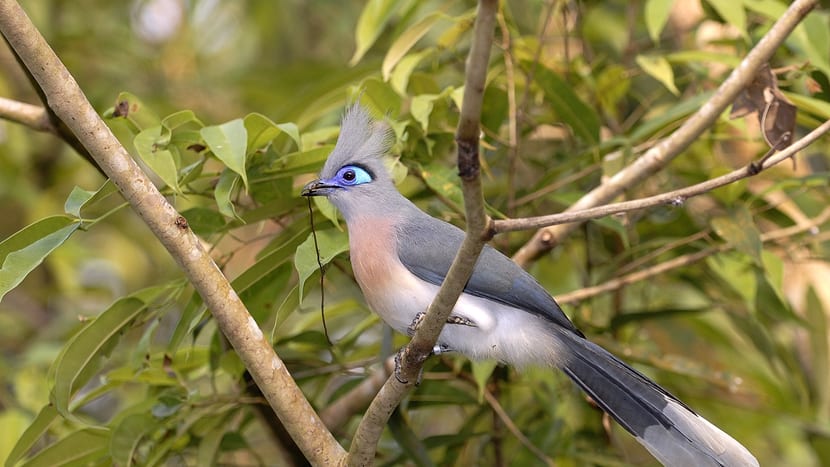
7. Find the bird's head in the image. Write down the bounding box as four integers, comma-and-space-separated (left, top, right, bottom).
302, 105, 397, 220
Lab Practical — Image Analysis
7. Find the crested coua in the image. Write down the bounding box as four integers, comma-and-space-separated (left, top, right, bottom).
302, 105, 759, 467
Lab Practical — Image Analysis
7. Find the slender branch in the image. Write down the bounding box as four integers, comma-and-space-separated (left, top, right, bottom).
511, 0, 819, 267
319, 358, 392, 433
347, 1, 498, 464
557, 206, 830, 305
0, 96, 52, 131
0, 2, 345, 464
494, 118, 830, 233
482, 387, 555, 466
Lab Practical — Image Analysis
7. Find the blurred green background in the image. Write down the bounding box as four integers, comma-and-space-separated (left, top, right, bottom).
2, 0, 830, 465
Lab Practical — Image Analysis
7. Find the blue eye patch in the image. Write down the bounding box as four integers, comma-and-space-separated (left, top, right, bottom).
336, 165, 373, 186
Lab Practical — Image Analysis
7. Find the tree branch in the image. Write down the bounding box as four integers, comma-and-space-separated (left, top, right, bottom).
557, 206, 830, 305
493, 118, 830, 233
346, 0, 498, 464
511, 0, 819, 267
0, 1, 344, 464
0, 96, 52, 131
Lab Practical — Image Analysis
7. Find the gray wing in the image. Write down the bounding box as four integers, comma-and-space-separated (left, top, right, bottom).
396, 213, 583, 337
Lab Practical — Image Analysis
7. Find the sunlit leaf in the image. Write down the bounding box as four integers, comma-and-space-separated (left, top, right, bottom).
382, 12, 444, 80
0, 216, 80, 302
645, 0, 674, 42
243, 113, 300, 152
134, 125, 182, 193
390, 48, 433, 96
351, 0, 400, 65
636, 54, 679, 95
294, 229, 349, 298
201, 119, 249, 191
704, 0, 747, 39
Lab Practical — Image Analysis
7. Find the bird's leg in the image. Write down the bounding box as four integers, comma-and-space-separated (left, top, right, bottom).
407, 312, 477, 336
406, 311, 427, 336
393, 344, 453, 385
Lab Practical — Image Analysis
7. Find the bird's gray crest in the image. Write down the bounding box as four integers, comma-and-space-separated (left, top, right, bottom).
321, 104, 393, 181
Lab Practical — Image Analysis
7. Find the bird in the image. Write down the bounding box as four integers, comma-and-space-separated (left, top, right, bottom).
301, 105, 759, 467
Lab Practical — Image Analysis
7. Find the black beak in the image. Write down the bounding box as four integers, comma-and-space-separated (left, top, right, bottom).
301, 179, 339, 197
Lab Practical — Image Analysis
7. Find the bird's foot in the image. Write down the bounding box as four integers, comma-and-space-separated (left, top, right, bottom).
406, 311, 426, 336
393, 347, 424, 385
393, 344, 452, 385
408, 312, 476, 336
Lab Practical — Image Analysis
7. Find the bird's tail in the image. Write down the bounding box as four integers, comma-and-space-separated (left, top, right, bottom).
553, 328, 759, 467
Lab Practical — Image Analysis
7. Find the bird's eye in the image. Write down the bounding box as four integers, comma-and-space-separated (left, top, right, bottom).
337, 165, 373, 186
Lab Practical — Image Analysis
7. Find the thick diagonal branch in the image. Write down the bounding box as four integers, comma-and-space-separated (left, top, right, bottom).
346, 0, 498, 465
0, 1, 344, 464
511, 0, 819, 267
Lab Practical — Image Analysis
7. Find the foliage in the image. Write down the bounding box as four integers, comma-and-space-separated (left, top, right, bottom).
1, 0, 830, 465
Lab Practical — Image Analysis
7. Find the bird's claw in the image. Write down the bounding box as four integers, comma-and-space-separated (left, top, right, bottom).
393, 344, 452, 385
406, 311, 426, 336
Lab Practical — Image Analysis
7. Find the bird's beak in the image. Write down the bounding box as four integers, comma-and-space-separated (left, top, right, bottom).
301, 179, 339, 197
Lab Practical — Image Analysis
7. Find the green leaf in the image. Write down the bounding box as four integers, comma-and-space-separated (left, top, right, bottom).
411, 94, 438, 131
49, 297, 147, 419
528, 62, 601, 145
196, 416, 231, 467
63, 187, 95, 219
63, 181, 122, 220
707, 252, 756, 304
0, 216, 80, 302
180, 207, 227, 236
390, 48, 433, 95
636, 54, 679, 95
382, 12, 444, 80
359, 78, 402, 116
351, 0, 400, 65
243, 113, 300, 153
201, 119, 249, 191
134, 125, 182, 193
214, 169, 242, 220
710, 207, 761, 263
294, 229, 349, 298
108, 91, 160, 130
68, 181, 122, 220
22, 428, 109, 467
162, 109, 203, 131
805, 287, 830, 418
470, 360, 497, 403
110, 413, 157, 467
645, 0, 674, 42
4, 405, 58, 467
705, 0, 747, 39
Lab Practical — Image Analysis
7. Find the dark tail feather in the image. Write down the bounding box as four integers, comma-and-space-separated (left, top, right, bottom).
554, 329, 758, 467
